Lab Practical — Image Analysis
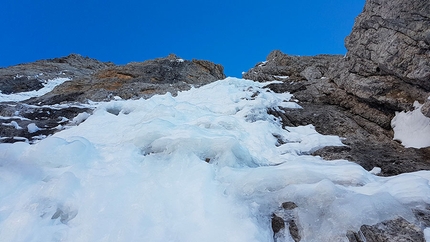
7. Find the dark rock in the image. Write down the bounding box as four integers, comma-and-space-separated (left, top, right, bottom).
282, 201, 298, 210
0, 77, 43, 94
421, 98, 430, 118
288, 220, 300, 242
0, 103, 91, 144
273, 202, 301, 242
268, 102, 430, 176
0, 54, 112, 94
347, 217, 425, 242
271, 214, 285, 234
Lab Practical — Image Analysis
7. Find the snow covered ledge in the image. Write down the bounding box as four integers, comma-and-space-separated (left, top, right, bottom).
391, 101, 430, 148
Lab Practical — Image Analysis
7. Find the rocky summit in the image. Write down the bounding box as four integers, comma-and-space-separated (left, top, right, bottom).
0, 0, 429, 241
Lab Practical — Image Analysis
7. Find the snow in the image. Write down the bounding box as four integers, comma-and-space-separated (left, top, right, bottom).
2, 120, 22, 129
1, 78, 430, 241
425, 228, 430, 241
273, 75, 289, 79
391, 101, 430, 148
258, 61, 267, 67
27, 123, 41, 133
369, 167, 382, 175
0, 77, 70, 102
69, 112, 91, 126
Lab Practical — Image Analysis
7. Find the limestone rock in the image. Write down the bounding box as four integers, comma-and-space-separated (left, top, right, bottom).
242, 0, 430, 174
0, 103, 91, 143
422, 97, 430, 118
345, 0, 430, 89
0, 54, 225, 143
243, 50, 341, 83
347, 217, 424, 242
28, 54, 225, 104
0, 54, 113, 94
337, 0, 430, 121
243, 0, 430, 240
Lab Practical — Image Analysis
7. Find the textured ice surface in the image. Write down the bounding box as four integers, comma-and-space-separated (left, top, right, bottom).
1, 78, 430, 241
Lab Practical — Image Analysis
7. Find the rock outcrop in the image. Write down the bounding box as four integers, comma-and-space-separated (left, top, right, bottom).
0, 54, 225, 143
345, 0, 430, 89
244, 0, 430, 240
347, 217, 424, 242
28, 54, 225, 105
243, 0, 430, 176
0, 54, 113, 95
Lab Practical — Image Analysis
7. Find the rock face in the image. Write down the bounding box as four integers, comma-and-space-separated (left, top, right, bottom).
345, 0, 430, 89
0, 54, 113, 95
243, 0, 430, 176
244, 0, 430, 240
0, 54, 225, 143
338, 0, 430, 124
347, 217, 424, 242
29, 54, 225, 105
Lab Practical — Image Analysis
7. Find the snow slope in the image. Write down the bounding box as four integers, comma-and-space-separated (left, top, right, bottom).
1, 78, 430, 241
0, 77, 70, 102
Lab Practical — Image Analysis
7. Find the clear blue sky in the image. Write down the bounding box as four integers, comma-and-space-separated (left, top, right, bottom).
1, 0, 364, 77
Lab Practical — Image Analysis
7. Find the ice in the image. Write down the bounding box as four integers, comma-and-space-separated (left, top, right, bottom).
1, 78, 430, 241
69, 112, 91, 126
1, 120, 22, 129
0, 77, 70, 102
392, 101, 430, 148
369, 167, 382, 175
425, 228, 430, 241
27, 123, 40, 133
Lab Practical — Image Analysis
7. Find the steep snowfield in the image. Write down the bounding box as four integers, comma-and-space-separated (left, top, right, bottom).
0, 77, 70, 102
1, 78, 430, 241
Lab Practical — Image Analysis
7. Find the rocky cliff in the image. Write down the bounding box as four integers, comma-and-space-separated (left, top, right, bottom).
243, 0, 430, 176
243, 0, 430, 240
